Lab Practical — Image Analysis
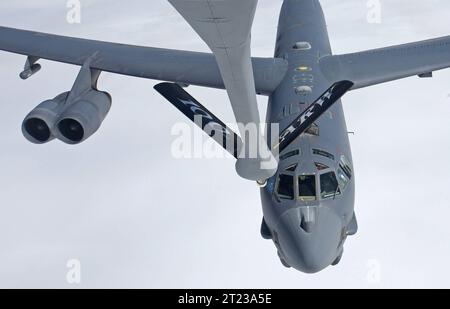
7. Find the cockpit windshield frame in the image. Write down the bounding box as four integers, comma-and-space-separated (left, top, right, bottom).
274, 156, 353, 203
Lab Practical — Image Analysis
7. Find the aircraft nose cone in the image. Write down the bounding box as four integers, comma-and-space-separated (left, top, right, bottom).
276, 206, 343, 273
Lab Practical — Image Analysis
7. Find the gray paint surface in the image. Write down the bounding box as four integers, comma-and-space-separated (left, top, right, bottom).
261, 0, 355, 273
168, 0, 277, 180
321, 35, 450, 89
2, 3, 448, 287
0, 26, 288, 95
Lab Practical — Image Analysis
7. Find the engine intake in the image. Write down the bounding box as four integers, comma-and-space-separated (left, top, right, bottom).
22, 60, 111, 145
56, 90, 112, 144
22, 93, 68, 144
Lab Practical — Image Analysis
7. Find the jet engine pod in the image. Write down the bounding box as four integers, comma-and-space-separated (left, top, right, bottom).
56, 90, 111, 144
22, 92, 69, 144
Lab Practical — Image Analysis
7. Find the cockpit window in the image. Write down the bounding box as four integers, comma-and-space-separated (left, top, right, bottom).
286, 164, 297, 172
277, 174, 294, 200
337, 155, 352, 191
298, 175, 316, 201
339, 155, 353, 179
315, 162, 329, 171
320, 172, 341, 199
279, 149, 300, 161
337, 169, 349, 190
313, 148, 335, 161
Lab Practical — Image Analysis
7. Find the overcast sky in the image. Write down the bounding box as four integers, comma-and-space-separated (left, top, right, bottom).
0, 0, 449, 288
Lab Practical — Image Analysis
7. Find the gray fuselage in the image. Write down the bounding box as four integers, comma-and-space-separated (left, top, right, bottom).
260, 0, 356, 273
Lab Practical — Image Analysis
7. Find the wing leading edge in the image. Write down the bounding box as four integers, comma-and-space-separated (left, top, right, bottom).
320, 35, 450, 90
0, 26, 288, 95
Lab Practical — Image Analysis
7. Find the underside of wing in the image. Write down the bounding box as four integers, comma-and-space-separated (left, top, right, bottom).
0, 26, 287, 95
320, 36, 450, 90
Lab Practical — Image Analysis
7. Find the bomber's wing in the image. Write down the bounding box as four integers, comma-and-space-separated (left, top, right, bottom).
320, 36, 450, 90
0, 26, 287, 95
